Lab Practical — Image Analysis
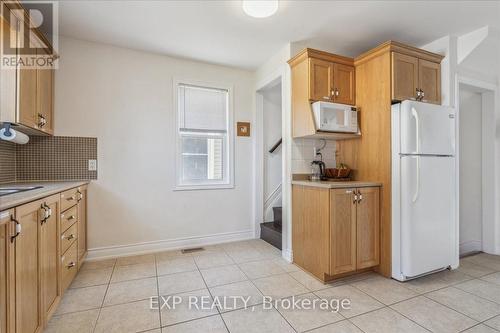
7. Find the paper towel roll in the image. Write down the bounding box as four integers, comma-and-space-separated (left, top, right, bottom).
0, 127, 29, 144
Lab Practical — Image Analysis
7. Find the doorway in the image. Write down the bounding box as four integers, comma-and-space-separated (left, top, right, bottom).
255, 77, 283, 250
458, 81, 496, 255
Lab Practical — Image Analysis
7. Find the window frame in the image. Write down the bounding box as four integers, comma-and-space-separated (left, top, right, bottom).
173, 78, 234, 191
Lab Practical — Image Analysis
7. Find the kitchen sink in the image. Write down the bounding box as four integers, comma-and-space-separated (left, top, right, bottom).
0, 186, 43, 197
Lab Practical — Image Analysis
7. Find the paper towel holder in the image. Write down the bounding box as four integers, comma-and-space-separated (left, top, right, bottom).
2, 123, 13, 137
0, 123, 29, 144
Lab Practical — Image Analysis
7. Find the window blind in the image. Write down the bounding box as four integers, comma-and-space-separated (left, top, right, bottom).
178, 84, 228, 132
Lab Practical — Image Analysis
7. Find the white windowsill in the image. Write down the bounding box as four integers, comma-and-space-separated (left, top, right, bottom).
173, 183, 235, 191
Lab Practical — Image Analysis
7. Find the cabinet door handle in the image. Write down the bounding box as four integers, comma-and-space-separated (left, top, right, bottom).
40, 205, 48, 224
358, 190, 363, 203
67, 262, 76, 269
37, 113, 46, 127
353, 193, 358, 204
335, 88, 340, 96
420, 90, 425, 100
67, 215, 76, 221
10, 216, 21, 242
44, 203, 51, 219
77, 190, 83, 202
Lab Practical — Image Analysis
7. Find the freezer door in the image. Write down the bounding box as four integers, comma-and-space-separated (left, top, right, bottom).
400, 101, 455, 155
400, 155, 456, 278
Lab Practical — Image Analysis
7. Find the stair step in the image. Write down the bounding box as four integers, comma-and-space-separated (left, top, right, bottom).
260, 222, 282, 250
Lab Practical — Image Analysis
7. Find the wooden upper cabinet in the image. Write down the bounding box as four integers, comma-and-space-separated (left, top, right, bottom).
333, 63, 355, 105
18, 67, 38, 129
36, 66, 54, 135
309, 58, 334, 101
356, 187, 380, 269
391, 52, 419, 102
330, 188, 357, 275
1, 3, 56, 135
288, 49, 356, 138
0, 9, 18, 121
40, 195, 60, 322
308, 58, 356, 105
391, 50, 442, 104
13, 200, 43, 333
418, 59, 441, 105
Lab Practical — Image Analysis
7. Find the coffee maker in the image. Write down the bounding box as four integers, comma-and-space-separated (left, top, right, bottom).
310, 159, 326, 181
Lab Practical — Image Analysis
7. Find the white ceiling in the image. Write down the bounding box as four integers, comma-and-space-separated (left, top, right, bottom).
58, 1, 500, 70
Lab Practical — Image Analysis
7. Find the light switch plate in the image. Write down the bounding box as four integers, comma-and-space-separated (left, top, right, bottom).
88, 159, 97, 171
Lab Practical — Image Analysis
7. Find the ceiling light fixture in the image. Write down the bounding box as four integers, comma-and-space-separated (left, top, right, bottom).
242, 0, 279, 18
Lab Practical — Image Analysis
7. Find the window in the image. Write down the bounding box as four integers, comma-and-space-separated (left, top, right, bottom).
175, 80, 233, 190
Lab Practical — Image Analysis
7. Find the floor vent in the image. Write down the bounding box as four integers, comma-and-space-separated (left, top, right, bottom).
181, 247, 205, 254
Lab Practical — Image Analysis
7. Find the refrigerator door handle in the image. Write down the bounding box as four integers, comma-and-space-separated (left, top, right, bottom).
412, 156, 420, 203
411, 107, 420, 154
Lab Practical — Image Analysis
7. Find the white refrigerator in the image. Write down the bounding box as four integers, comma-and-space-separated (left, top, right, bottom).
391, 100, 458, 281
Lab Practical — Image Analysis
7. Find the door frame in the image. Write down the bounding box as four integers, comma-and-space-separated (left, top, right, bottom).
254, 65, 292, 261
455, 75, 500, 255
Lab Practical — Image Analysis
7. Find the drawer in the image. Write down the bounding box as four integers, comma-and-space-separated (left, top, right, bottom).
60, 205, 77, 233
61, 223, 77, 255
60, 187, 80, 212
61, 242, 78, 291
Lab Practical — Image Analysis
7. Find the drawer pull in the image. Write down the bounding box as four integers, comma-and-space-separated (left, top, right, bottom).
67, 196, 76, 201
77, 190, 83, 202
67, 215, 76, 221
63, 234, 75, 241
67, 262, 76, 269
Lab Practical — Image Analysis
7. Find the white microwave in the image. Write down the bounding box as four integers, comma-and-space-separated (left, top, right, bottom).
311, 101, 358, 133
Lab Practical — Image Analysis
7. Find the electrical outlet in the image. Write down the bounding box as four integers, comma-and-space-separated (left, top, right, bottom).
88, 159, 97, 171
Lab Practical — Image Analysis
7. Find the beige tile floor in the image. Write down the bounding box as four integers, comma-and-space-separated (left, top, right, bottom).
45, 240, 500, 333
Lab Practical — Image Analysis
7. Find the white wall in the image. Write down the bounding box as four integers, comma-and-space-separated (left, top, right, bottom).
459, 87, 483, 253
55, 37, 256, 258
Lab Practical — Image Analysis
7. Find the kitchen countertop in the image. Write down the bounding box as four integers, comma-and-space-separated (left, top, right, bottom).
291, 180, 382, 189
0, 181, 90, 211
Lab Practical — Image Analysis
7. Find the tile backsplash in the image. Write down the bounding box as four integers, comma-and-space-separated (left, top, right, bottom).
0, 136, 97, 184
0, 140, 16, 183
292, 138, 336, 174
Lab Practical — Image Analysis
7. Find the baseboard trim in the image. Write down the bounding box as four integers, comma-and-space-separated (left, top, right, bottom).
459, 240, 482, 255
282, 248, 293, 263
86, 229, 255, 261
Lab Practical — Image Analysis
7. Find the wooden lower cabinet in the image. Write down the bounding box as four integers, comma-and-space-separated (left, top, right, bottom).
77, 186, 88, 267
330, 189, 357, 275
292, 186, 330, 280
13, 200, 43, 333
40, 195, 61, 322
292, 185, 380, 281
0, 210, 14, 333
356, 187, 380, 269
0, 185, 88, 333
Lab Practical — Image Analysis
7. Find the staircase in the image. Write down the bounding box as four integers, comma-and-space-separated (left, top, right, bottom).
260, 206, 282, 250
